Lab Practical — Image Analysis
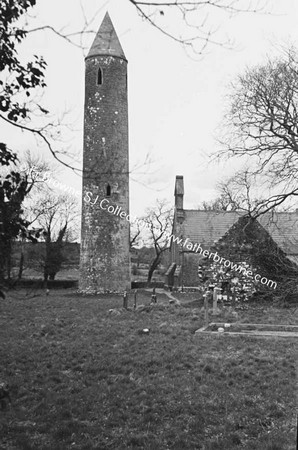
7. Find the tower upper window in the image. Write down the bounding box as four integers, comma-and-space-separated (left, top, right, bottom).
97, 67, 103, 85
106, 183, 111, 197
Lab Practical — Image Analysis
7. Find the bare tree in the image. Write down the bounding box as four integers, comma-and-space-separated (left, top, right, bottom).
0, 0, 88, 172
130, 221, 143, 249
198, 193, 238, 211
1, 0, 269, 178
25, 1, 268, 57
217, 169, 266, 215
128, 0, 267, 55
0, 151, 52, 282
13, 153, 59, 279
141, 199, 173, 282
219, 48, 298, 217
199, 166, 297, 219
27, 193, 79, 281
198, 169, 259, 212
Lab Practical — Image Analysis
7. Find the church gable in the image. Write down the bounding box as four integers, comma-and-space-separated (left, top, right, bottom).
210, 215, 298, 284
168, 175, 298, 297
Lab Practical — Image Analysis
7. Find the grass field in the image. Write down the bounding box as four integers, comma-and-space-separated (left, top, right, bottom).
0, 289, 297, 449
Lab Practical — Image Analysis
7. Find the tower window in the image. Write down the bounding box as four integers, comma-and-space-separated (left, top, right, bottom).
97, 67, 103, 85
106, 184, 111, 197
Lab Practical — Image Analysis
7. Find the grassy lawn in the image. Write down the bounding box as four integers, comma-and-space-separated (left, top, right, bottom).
0, 289, 297, 449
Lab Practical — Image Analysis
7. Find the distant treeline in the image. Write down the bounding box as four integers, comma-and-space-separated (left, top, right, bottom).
11, 242, 80, 269
10, 242, 169, 276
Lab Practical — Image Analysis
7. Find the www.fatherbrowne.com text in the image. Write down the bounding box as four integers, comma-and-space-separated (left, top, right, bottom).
19, 166, 277, 291
87, 196, 277, 290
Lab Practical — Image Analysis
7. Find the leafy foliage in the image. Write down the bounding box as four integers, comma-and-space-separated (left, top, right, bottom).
0, 0, 47, 290
0, 0, 46, 128
0, 168, 42, 282
27, 193, 79, 281
0, 143, 17, 166
205, 216, 298, 302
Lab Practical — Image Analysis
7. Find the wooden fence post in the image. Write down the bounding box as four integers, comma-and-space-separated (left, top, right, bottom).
123, 291, 128, 309
204, 290, 211, 326
213, 287, 220, 315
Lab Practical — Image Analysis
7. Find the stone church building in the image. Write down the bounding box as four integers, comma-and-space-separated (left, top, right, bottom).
165, 175, 298, 290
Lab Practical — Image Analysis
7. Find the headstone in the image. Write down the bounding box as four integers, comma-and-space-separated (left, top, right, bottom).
213, 287, 221, 315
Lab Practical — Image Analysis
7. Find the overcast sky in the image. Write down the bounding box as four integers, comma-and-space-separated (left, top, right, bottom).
3, 0, 298, 219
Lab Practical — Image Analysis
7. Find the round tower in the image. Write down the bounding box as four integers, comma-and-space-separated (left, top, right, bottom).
79, 12, 130, 293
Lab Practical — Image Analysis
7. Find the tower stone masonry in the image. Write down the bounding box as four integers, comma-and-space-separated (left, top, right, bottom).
79, 12, 131, 293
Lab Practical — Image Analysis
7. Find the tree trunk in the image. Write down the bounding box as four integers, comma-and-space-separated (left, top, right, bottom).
43, 224, 67, 282
18, 252, 24, 280
0, 253, 5, 284
6, 242, 12, 280
18, 239, 25, 280
147, 254, 161, 283
44, 241, 50, 282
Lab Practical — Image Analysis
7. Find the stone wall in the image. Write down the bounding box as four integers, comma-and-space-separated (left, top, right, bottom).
182, 252, 202, 286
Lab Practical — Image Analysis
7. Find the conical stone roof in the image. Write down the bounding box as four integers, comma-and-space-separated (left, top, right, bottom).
86, 12, 126, 60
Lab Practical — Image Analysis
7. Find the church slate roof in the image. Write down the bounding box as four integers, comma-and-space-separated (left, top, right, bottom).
86, 12, 126, 60
181, 209, 298, 255
183, 210, 242, 247
259, 212, 298, 255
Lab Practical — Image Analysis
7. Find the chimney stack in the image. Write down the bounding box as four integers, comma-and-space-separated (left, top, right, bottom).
174, 175, 184, 214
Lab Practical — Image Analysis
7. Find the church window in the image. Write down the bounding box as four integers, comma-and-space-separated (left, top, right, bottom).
106, 183, 111, 197
97, 67, 103, 85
